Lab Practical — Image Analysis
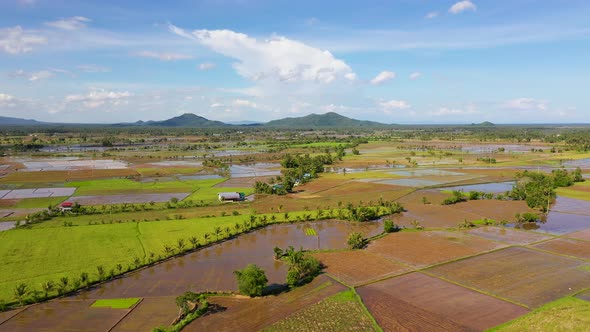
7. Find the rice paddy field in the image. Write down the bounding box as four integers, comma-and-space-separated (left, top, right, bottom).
0, 129, 589, 331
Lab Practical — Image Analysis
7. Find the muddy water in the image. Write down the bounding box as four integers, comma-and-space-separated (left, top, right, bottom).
507, 196, 590, 234
77, 219, 383, 299
438, 182, 514, 193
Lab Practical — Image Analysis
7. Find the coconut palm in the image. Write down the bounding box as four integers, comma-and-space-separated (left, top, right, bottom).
41, 280, 54, 298
13, 283, 28, 305
176, 238, 186, 252
189, 236, 199, 249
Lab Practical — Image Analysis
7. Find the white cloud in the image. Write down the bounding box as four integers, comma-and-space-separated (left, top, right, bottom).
65, 89, 133, 109
210, 102, 224, 108
425, 12, 439, 19
11, 69, 55, 81
232, 99, 258, 108
0, 26, 47, 54
135, 51, 193, 61
370, 71, 396, 85
77, 65, 111, 73
380, 99, 410, 110
432, 105, 478, 116
409, 72, 422, 80
45, 16, 91, 30
198, 62, 216, 71
449, 1, 477, 14
169, 25, 356, 84
503, 98, 548, 111
0, 93, 16, 103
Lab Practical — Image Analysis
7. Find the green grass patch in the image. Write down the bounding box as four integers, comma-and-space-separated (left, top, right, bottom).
488, 297, 590, 332
91, 298, 141, 309
135, 167, 203, 177
556, 187, 590, 202
304, 227, 317, 236
66, 178, 226, 196
13, 197, 67, 209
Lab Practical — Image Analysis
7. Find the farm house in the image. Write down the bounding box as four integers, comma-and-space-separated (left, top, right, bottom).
218, 192, 245, 202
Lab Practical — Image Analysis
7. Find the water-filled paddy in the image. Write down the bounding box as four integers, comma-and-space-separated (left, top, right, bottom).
439, 181, 514, 193
230, 163, 281, 178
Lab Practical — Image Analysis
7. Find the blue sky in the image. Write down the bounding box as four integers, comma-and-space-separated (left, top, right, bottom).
1, 0, 589, 124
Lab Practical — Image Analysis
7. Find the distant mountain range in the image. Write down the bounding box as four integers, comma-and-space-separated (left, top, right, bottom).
0, 112, 391, 128
0, 116, 46, 125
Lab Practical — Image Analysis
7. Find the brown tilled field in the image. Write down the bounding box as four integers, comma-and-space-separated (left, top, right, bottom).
466, 226, 552, 245
448, 200, 533, 222
112, 296, 178, 332
313, 250, 411, 286
532, 238, 590, 260
391, 203, 483, 228
0, 300, 131, 331
366, 231, 506, 268
357, 272, 529, 331
184, 275, 347, 332
568, 228, 590, 241
427, 247, 590, 307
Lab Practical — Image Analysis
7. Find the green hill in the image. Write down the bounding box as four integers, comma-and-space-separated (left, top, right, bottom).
264, 112, 389, 128
142, 113, 228, 127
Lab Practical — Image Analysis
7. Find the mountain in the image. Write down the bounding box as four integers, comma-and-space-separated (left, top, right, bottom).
0, 116, 46, 126
471, 121, 495, 127
135, 113, 228, 127
264, 112, 389, 128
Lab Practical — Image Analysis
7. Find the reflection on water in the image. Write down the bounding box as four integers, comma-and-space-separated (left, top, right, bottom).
229, 163, 281, 178
438, 182, 514, 193
79, 219, 383, 299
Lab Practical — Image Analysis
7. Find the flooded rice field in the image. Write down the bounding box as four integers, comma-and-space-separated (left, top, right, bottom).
70, 193, 190, 205
229, 163, 281, 178
13, 158, 128, 171
0, 222, 15, 232
438, 181, 514, 193
563, 158, 590, 168
79, 219, 383, 299
460, 144, 547, 153
0, 187, 76, 199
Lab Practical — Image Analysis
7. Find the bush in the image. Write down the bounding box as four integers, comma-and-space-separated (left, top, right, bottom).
233, 264, 268, 297
383, 220, 400, 233
347, 232, 367, 249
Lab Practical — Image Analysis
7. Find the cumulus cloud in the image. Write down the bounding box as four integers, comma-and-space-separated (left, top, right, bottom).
232, 99, 259, 108
65, 89, 133, 109
380, 99, 410, 110
135, 51, 193, 61
0, 93, 16, 103
425, 12, 439, 19
45, 16, 91, 30
370, 71, 396, 85
503, 98, 548, 111
210, 102, 224, 108
198, 62, 216, 71
449, 1, 477, 14
169, 25, 356, 84
0, 26, 47, 54
409, 72, 422, 80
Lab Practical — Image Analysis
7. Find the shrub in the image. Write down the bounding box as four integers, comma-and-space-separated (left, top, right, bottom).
233, 264, 268, 297
347, 232, 367, 249
384, 220, 400, 233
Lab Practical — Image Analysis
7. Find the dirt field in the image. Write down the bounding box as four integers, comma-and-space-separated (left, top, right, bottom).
550, 196, 590, 216
390, 203, 484, 228
112, 296, 178, 331
466, 226, 552, 245
69, 193, 190, 205
568, 228, 590, 241
449, 200, 533, 222
366, 231, 506, 268
427, 247, 590, 307
0, 299, 131, 331
532, 238, 590, 260
357, 272, 529, 331
185, 275, 347, 331
313, 251, 412, 286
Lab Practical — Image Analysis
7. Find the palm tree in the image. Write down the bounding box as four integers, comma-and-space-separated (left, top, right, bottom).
96, 265, 106, 281
13, 283, 28, 306
214, 226, 222, 241
116, 263, 123, 273
58, 276, 69, 295
224, 226, 231, 237
176, 238, 186, 252
41, 280, 54, 298
164, 244, 174, 256
203, 232, 211, 244
79, 272, 89, 289
133, 257, 142, 267
234, 223, 242, 234
189, 236, 199, 249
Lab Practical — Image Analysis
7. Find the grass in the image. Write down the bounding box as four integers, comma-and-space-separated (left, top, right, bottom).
91, 298, 141, 309
185, 186, 254, 202
263, 289, 380, 332
135, 167, 203, 177
488, 297, 590, 332
304, 228, 317, 236
66, 178, 226, 196
12, 197, 67, 209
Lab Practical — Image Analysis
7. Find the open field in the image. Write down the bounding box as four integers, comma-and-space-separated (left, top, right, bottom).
263, 290, 379, 332
91, 298, 141, 309
427, 247, 590, 307
313, 250, 411, 286
466, 226, 552, 245
70, 193, 190, 205
111, 296, 178, 332
490, 297, 590, 332
66, 178, 226, 196
532, 238, 590, 260
0, 299, 132, 331
357, 272, 529, 331
366, 230, 506, 268
185, 275, 347, 331
568, 228, 590, 241
0, 169, 139, 184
